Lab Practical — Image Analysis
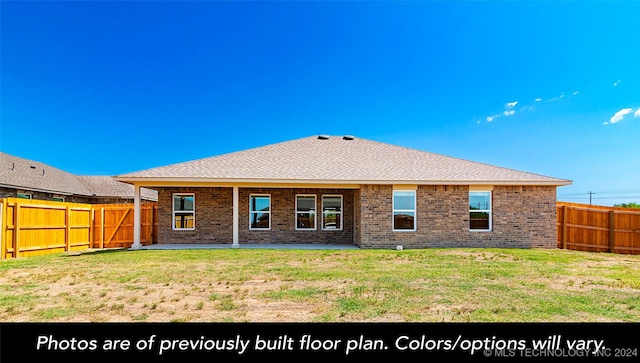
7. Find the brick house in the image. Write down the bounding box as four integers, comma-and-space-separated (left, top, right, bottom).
0, 152, 157, 203
114, 135, 571, 249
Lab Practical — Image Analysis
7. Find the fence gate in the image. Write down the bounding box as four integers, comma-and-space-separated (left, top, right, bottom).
92, 203, 156, 249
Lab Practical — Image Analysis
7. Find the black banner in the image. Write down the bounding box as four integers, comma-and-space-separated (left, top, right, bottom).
1, 322, 638, 362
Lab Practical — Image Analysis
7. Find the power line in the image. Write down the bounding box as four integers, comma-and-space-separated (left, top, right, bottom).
560, 195, 640, 200
558, 188, 640, 196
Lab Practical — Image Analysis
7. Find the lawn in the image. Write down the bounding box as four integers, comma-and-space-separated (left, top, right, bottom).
0, 247, 638, 322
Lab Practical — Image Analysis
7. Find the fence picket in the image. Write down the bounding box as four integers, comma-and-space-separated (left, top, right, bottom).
557, 201, 640, 255
0, 198, 157, 258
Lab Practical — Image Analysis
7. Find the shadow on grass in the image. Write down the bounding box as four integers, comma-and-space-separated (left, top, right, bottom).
63, 248, 128, 257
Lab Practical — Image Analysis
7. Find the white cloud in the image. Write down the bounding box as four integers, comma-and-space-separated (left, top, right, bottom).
548, 94, 565, 102
608, 108, 633, 124
505, 101, 518, 108
613, 80, 621, 87
634, 109, 640, 118
534, 98, 542, 102
486, 115, 496, 122
503, 110, 515, 117
572, 91, 579, 95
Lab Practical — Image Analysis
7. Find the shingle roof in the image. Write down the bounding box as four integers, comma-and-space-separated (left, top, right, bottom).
0, 152, 89, 195
75, 176, 158, 201
0, 152, 158, 200
115, 135, 571, 185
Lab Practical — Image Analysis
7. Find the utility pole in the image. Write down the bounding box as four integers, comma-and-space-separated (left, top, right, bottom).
588, 191, 595, 205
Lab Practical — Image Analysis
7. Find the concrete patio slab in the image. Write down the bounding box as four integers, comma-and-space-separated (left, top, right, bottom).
131, 244, 360, 250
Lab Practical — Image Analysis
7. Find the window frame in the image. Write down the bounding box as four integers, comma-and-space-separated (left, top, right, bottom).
469, 190, 492, 232
392, 190, 417, 232
172, 193, 195, 231
295, 194, 316, 231
17, 192, 32, 199
249, 194, 271, 230
321, 194, 343, 231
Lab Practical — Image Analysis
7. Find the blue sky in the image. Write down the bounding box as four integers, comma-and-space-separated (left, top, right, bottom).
1, 1, 639, 206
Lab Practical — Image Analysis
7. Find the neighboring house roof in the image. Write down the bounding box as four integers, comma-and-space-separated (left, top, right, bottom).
0, 152, 158, 200
75, 176, 158, 201
115, 135, 571, 186
0, 152, 88, 195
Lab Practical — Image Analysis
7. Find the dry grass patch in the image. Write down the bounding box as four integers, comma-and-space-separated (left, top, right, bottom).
0, 248, 639, 322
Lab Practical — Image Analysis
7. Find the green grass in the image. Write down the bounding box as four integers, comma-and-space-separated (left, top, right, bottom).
0, 248, 638, 322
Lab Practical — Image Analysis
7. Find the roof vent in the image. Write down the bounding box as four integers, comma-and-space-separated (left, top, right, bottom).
30, 165, 36, 169
317, 135, 330, 140
342, 135, 354, 140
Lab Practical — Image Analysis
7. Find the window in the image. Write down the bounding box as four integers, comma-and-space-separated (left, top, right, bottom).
52, 197, 65, 202
470, 191, 491, 231
296, 195, 316, 230
322, 195, 342, 230
17, 193, 32, 199
173, 193, 195, 230
250, 194, 271, 230
393, 190, 416, 231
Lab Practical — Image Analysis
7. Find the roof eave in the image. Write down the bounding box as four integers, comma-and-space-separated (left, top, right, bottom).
113, 177, 572, 187
0, 183, 75, 196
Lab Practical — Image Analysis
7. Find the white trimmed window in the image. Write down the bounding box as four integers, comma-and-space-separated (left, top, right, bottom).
470, 191, 492, 231
250, 194, 271, 230
322, 195, 342, 230
296, 195, 316, 230
393, 190, 416, 231
17, 192, 32, 199
173, 193, 195, 230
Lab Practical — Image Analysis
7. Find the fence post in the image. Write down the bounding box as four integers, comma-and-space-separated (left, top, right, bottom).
14, 202, 20, 258
64, 206, 71, 252
562, 205, 568, 249
149, 205, 154, 243
65, 206, 71, 252
89, 207, 94, 249
609, 210, 615, 253
0, 200, 4, 260
100, 207, 104, 249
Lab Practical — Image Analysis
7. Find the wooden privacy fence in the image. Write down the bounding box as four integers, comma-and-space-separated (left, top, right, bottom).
92, 203, 158, 249
0, 198, 157, 259
557, 202, 640, 255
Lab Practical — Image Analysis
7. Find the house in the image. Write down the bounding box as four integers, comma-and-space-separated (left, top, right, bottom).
114, 135, 571, 249
0, 152, 157, 203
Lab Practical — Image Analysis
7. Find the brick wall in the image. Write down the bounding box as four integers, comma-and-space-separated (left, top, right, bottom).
358, 184, 557, 249
155, 187, 355, 245
157, 187, 233, 244
155, 185, 557, 248
239, 188, 354, 245
0, 187, 156, 204
0, 187, 92, 203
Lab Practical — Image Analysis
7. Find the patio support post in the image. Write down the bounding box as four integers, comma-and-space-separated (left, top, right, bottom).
232, 186, 239, 247
132, 184, 142, 250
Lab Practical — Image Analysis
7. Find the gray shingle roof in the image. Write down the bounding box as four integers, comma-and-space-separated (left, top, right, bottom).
115, 135, 571, 185
0, 152, 158, 200
0, 152, 89, 195
75, 176, 158, 201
